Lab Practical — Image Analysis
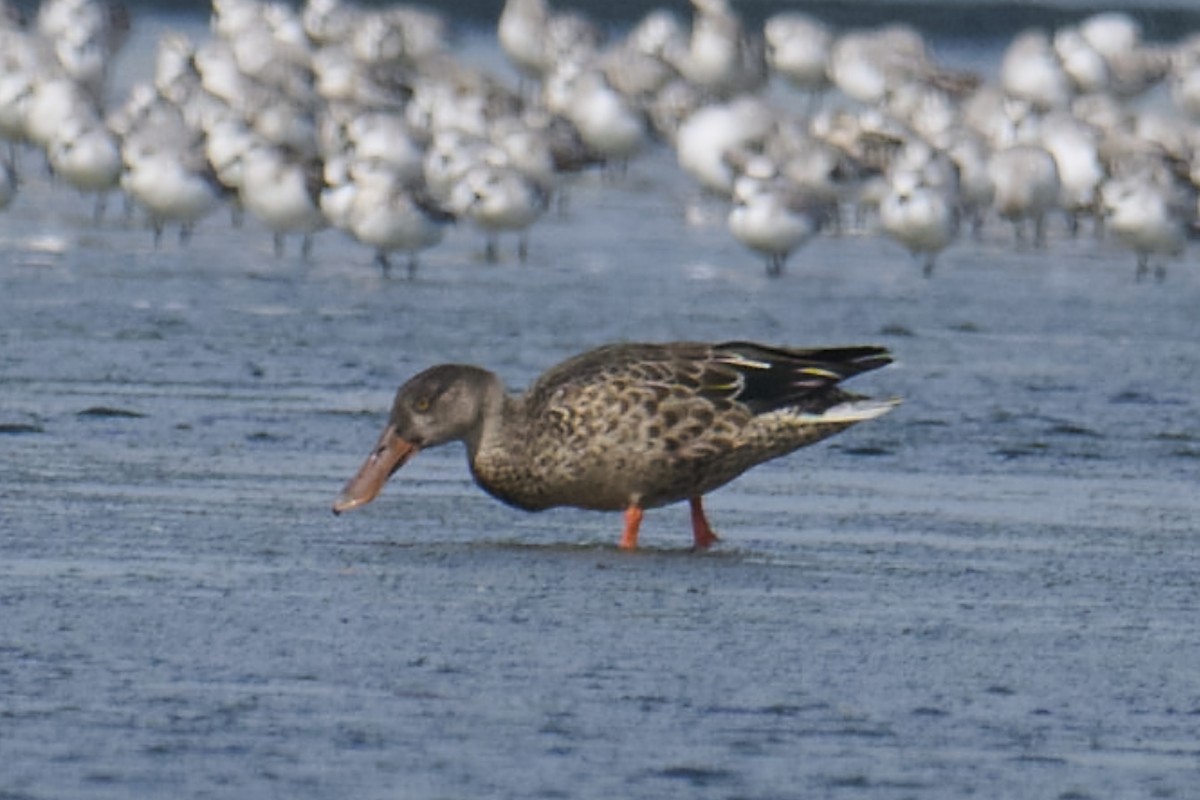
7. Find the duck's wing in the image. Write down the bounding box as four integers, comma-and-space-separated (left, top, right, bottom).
523, 341, 890, 418
522, 343, 694, 407
706, 342, 892, 415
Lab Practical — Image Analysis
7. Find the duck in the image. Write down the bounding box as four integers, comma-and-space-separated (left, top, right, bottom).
332, 341, 898, 550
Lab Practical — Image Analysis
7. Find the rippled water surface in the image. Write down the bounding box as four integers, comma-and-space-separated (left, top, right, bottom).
4, 8, 1200, 800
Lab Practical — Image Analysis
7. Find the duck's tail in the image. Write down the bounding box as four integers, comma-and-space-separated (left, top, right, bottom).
712, 342, 895, 415
790, 396, 901, 423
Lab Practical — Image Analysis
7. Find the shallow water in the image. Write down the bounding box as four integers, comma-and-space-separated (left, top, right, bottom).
4, 8, 1200, 800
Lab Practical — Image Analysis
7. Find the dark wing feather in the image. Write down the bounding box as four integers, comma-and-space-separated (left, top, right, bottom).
707, 342, 892, 415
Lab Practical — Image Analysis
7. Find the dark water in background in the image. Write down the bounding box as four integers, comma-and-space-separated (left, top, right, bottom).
14, 0, 1200, 37
3, 4, 1200, 799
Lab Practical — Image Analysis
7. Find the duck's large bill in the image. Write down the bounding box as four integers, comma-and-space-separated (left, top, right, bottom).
332, 425, 419, 514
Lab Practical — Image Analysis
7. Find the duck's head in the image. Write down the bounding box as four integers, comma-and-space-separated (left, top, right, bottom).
332, 364, 499, 514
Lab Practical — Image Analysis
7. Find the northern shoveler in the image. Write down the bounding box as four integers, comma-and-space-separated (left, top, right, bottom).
333, 340, 898, 549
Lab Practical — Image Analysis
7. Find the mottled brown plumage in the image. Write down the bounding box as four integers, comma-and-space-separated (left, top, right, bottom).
333, 341, 898, 549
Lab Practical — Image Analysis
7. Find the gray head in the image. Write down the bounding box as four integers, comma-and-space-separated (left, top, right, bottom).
332, 364, 502, 514
385, 364, 501, 449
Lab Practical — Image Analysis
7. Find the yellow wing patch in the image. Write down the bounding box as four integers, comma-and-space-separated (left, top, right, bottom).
798, 367, 842, 380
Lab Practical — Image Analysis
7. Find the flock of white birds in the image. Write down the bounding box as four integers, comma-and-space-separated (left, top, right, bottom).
2, 0, 1199, 279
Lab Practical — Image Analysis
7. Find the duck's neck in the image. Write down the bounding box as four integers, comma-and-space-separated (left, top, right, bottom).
462, 377, 521, 461
465, 389, 546, 510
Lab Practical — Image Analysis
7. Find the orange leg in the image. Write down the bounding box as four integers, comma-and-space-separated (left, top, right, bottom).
689, 496, 720, 550
620, 505, 644, 550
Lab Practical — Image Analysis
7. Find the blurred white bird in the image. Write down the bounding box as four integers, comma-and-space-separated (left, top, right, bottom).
989, 145, 1061, 246
1102, 171, 1189, 281
345, 162, 454, 278
238, 143, 326, 258
880, 168, 960, 276
1001, 30, 1071, 111
764, 11, 832, 103
122, 146, 225, 246
676, 96, 774, 196
727, 157, 829, 277
451, 162, 549, 262
47, 115, 122, 219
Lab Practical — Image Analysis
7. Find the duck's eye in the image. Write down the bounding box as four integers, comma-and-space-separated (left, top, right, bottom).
413, 398, 431, 412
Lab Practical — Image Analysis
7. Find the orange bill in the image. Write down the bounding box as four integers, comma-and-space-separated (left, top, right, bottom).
332, 425, 419, 514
